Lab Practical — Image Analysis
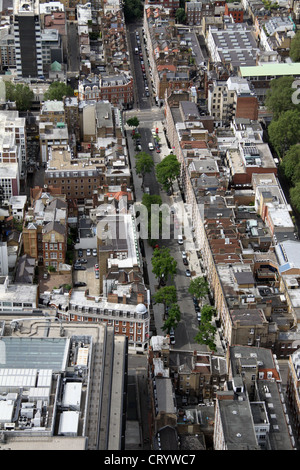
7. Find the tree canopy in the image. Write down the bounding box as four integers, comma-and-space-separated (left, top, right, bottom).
140, 193, 172, 244
44, 81, 74, 101
135, 151, 154, 180
290, 182, 300, 213
5, 82, 34, 111
156, 154, 180, 193
290, 30, 300, 62
265, 76, 300, 120
153, 285, 177, 316
281, 144, 300, 185
175, 8, 186, 24
280, 144, 300, 212
141, 193, 162, 213
194, 304, 217, 351
126, 116, 139, 128
268, 109, 300, 158
195, 320, 217, 351
152, 247, 177, 286
162, 303, 181, 334
188, 276, 209, 300
123, 0, 143, 21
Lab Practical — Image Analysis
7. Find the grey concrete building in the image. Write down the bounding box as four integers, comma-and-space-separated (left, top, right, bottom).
0, 319, 128, 450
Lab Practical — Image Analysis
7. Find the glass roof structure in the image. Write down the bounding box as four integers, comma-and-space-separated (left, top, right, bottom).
0, 337, 69, 372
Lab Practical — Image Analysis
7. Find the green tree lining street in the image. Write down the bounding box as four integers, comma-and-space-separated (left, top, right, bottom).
156, 154, 181, 194
44, 81, 74, 101
5, 82, 34, 111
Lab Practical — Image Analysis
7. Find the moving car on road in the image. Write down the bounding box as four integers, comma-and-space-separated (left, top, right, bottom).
74, 282, 87, 287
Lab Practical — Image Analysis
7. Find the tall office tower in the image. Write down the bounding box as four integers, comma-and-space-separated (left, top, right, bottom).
13, 0, 43, 78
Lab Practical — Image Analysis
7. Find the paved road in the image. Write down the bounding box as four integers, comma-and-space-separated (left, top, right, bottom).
66, 21, 80, 75
127, 22, 156, 110
124, 22, 221, 351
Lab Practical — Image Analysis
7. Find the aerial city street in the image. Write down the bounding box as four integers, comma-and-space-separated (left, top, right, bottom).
0, 0, 299, 453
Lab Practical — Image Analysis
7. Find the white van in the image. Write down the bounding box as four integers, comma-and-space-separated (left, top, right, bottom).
148, 142, 154, 151
177, 234, 183, 245
135, 47, 138, 54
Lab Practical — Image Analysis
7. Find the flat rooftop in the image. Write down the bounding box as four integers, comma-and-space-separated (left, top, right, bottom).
240, 62, 300, 77
0, 337, 69, 371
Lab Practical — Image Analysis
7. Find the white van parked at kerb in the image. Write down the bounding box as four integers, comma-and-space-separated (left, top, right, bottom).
177, 234, 183, 244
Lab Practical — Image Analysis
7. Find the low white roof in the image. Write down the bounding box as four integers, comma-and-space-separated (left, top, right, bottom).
62, 382, 82, 409
58, 411, 79, 435
0, 400, 14, 423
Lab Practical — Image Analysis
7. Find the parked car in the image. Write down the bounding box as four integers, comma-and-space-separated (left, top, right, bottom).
74, 282, 87, 287
185, 269, 191, 277
86, 249, 91, 256
78, 249, 83, 258
182, 251, 187, 259
95, 271, 100, 279
93, 248, 97, 256
169, 327, 175, 344
78, 258, 87, 264
148, 142, 154, 151
197, 312, 201, 322
94, 264, 99, 271
74, 265, 86, 271
183, 257, 188, 266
